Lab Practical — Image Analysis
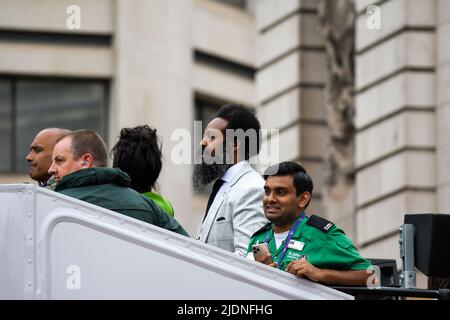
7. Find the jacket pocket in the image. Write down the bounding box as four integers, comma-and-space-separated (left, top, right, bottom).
211, 220, 233, 241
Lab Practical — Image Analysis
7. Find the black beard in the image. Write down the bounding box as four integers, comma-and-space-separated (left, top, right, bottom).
193, 162, 231, 192
192, 145, 232, 192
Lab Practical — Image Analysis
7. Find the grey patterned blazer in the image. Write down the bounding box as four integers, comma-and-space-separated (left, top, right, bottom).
196, 162, 268, 255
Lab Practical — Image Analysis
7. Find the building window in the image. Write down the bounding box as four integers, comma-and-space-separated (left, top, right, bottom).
0, 80, 12, 172
0, 78, 108, 173
212, 0, 247, 10
194, 51, 255, 81
194, 95, 256, 140
195, 96, 224, 135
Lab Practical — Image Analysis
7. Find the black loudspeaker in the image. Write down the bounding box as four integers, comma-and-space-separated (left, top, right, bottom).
404, 214, 450, 277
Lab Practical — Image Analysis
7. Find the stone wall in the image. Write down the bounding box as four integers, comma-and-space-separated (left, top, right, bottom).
255, 0, 327, 215
355, 0, 437, 274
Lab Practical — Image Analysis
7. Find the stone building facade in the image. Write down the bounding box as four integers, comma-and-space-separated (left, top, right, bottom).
0, 0, 448, 286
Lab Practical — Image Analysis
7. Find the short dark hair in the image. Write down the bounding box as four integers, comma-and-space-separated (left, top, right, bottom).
111, 125, 162, 193
216, 104, 261, 160
58, 130, 108, 167
263, 162, 314, 197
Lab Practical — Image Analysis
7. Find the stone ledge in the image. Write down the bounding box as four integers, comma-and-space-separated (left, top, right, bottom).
256, 0, 318, 32
0, 42, 112, 77
356, 31, 435, 91
356, 110, 435, 167
356, 150, 436, 207
356, 190, 436, 245
356, 71, 435, 129
356, 0, 435, 52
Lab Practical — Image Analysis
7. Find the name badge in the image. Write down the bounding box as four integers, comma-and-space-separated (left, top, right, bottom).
288, 240, 305, 251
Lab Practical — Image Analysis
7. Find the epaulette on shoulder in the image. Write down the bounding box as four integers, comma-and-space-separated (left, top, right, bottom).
306, 215, 334, 233
252, 222, 272, 236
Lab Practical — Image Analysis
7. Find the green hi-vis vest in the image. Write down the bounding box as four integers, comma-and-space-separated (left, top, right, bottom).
247, 214, 372, 272
144, 191, 175, 217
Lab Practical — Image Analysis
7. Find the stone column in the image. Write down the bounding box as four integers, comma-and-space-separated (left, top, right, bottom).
431, 0, 450, 289
354, 0, 437, 271
254, 0, 327, 215
111, 0, 195, 233
318, 0, 357, 240
436, 1, 450, 216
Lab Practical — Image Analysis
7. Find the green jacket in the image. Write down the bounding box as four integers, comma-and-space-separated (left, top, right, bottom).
248, 213, 371, 272
55, 167, 188, 237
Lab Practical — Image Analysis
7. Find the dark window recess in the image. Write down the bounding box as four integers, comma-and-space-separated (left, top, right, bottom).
0, 78, 108, 173
212, 0, 247, 9
195, 95, 256, 134
0, 30, 111, 47
194, 51, 256, 80
0, 80, 12, 171
195, 97, 224, 134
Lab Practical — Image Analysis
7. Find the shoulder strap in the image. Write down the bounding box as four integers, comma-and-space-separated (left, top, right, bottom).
306, 215, 334, 233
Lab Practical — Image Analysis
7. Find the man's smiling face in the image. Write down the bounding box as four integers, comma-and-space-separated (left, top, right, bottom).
263, 175, 302, 227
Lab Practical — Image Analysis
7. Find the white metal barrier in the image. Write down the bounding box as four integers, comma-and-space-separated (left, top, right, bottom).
0, 184, 352, 300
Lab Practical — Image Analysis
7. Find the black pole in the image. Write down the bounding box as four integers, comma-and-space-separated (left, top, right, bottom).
331, 286, 450, 300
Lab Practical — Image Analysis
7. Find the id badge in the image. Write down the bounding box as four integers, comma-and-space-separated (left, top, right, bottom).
288, 240, 305, 251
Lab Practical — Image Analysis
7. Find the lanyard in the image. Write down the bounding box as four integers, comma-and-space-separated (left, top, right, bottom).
265, 211, 306, 268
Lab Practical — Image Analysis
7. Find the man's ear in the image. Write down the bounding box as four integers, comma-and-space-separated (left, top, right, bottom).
297, 192, 311, 209
81, 154, 94, 168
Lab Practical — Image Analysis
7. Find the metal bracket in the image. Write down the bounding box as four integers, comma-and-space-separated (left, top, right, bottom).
399, 224, 416, 289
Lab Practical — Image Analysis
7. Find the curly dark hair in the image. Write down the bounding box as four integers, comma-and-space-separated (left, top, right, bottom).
111, 125, 162, 193
216, 104, 261, 160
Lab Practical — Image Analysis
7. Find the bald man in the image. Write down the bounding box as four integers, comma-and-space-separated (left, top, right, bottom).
26, 128, 71, 187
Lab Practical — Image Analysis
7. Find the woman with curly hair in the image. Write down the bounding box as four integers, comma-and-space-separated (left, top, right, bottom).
111, 125, 174, 217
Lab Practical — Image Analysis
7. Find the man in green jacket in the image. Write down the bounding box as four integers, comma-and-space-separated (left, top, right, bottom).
247, 162, 373, 286
48, 130, 188, 236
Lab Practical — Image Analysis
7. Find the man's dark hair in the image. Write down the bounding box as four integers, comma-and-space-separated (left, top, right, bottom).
263, 162, 314, 197
216, 104, 261, 160
111, 125, 162, 193
58, 130, 108, 167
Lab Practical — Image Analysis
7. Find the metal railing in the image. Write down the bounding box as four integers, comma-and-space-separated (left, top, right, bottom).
331, 286, 450, 300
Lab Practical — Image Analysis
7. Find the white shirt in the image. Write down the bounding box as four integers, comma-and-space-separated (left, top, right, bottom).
246, 231, 289, 260
221, 160, 247, 184
274, 231, 289, 249
213, 160, 248, 205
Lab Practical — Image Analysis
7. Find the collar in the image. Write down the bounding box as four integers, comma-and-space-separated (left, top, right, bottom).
221, 160, 248, 183
293, 214, 309, 238
55, 167, 131, 192
39, 176, 55, 187
266, 212, 309, 254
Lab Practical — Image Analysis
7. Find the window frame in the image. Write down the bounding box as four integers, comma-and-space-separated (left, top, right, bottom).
0, 76, 109, 174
